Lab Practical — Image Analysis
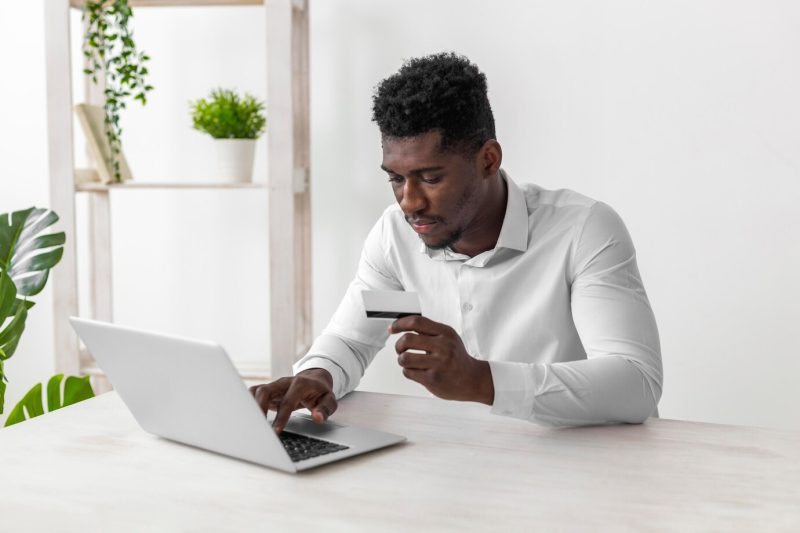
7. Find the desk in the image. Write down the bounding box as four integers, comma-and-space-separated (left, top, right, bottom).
1, 391, 799, 531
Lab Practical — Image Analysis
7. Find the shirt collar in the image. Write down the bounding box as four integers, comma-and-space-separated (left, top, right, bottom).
494, 170, 529, 253
418, 169, 529, 259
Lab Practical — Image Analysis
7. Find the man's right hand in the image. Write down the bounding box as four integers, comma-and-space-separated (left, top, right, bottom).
249, 368, 337, 433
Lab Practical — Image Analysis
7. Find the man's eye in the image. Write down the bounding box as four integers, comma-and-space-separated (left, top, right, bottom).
422, 175, 443, 184
388, 175, 404, 184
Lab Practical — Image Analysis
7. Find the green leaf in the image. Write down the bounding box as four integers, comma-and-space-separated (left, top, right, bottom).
9, 248, 64, 279
0, 360, 6, 413
64, 376, 94, 406
0, 300, 27, 361
190, 88, 267, 139
4, 374, 94, 427
0, 206, 64, 298
4, 383, 43, 426
0, 205, 62, 392
47, 374, 64, 411
13, 232, 65, 260
0, 271, 17, 319
13, 271, 49, 297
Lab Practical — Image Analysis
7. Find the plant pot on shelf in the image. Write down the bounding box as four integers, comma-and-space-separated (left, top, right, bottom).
213, 138, 257, 183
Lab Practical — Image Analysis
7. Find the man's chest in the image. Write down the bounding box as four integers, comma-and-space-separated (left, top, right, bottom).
390, 242, 582, 362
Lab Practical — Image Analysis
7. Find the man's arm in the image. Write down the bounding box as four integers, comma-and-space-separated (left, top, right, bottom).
252, 211, 402, 429
489, 201, 663, 426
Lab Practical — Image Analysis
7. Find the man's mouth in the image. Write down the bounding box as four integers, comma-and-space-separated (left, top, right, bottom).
409, 219, 438, 234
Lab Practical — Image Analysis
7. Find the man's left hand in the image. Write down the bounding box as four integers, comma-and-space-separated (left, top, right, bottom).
389, 316, 494, 405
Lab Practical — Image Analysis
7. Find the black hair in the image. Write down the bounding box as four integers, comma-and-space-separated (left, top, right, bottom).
371, 52, 496, 154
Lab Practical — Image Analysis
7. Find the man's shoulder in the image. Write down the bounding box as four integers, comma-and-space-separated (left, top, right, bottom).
519, 182, 598, 213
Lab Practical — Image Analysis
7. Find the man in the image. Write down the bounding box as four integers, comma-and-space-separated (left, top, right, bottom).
251, 52, 663, 433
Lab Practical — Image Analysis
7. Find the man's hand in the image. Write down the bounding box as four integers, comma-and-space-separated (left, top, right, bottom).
249, 368, 337, 433
389, 316, 494, 405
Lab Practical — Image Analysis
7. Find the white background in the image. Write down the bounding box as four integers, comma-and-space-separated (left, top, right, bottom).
1, 0, 799, 430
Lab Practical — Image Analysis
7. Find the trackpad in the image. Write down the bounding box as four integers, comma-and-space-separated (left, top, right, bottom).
284, 414, 347, 439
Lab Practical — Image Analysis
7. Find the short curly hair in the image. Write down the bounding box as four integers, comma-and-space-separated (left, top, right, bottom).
372, 52, 496, 155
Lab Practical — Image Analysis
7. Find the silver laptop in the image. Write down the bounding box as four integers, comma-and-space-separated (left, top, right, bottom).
69, 317, 405, 473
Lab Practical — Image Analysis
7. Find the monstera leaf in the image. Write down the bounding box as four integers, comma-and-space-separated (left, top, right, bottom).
0, 207, 65, 413
0, 207, 65, 297
4, 374, 95, 427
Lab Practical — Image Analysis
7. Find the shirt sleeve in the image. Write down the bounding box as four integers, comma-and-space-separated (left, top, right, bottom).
293, 211, 403, 399
489, 202, 664, 426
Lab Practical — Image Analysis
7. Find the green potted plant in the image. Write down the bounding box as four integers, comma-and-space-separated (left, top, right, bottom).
82, 0, 154, 183
190, 88, 267, 183
0, 207, 94, 427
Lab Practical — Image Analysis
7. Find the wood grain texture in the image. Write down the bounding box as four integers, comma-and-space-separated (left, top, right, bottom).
1, 391, 798, 531
45, 0, 81, 376
266, 0, 311, 377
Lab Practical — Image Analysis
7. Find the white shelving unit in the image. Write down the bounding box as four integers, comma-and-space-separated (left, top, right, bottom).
44, 0, 312, 390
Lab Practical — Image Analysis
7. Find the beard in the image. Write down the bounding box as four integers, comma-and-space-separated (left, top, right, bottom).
410, 174, 480, 251
421, 226, 464, 250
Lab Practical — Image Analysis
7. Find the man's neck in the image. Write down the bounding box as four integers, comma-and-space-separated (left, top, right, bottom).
450, 175, 508, 257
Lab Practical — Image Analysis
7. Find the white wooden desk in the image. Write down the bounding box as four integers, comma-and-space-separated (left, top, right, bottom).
1, 391, 799, 531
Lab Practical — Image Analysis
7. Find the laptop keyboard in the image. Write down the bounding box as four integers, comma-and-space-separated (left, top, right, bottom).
279, 430, 350, 462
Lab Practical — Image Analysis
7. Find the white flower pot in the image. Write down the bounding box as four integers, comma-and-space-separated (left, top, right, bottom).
213, 139, 257, 183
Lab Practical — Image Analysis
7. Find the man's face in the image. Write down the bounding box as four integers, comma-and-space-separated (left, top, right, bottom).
381, 131, 483, 250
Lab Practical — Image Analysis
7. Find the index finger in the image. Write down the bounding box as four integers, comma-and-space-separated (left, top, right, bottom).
389, 315, 446, 336
272, 386, 303, 434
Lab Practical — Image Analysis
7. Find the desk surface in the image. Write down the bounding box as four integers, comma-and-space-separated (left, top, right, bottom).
1, 391, 799, 531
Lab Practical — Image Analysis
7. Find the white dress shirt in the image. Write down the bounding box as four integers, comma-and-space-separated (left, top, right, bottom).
295, 170, 663, 426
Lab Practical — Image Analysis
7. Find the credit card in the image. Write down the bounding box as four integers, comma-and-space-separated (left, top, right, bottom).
361, 290, 422, 319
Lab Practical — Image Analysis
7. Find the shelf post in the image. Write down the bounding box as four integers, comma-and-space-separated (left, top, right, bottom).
267, 0, 311, 378
44, 0, 81, 376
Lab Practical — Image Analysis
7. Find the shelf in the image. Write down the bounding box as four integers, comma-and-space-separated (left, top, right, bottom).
48, 0, 311, 381
70, 0, 265, 8
76, 181, 268, 191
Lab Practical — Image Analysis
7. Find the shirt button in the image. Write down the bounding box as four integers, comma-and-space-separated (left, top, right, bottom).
462, 302, 473, 312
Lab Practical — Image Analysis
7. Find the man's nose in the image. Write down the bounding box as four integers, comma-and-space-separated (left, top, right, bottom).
399, 179, 427, 214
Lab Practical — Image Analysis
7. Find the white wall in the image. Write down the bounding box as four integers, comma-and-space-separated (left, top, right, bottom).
1, 0, 799, 430
0, 0, 55, 425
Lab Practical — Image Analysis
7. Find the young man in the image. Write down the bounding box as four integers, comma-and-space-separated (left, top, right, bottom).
251, 53, 663, 432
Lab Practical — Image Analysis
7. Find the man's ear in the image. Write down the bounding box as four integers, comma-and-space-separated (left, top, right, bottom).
479, 140, 502, 177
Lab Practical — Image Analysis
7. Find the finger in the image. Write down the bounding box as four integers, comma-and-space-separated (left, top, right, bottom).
394, 332, 435, 355
252, 385, 279, 414
401, 367, 428, 385
397, 350, 435, 370
390, 315, 448, 336
273, 387, 303, 433
251, 379, 290, 414
310, 391, 337, 424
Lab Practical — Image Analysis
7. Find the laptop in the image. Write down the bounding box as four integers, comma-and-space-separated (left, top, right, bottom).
69, 317, 405, 473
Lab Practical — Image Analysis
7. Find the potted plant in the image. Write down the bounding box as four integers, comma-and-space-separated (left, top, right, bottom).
190, 88, 267, 183
1, 207, 94, 427
82, 0, 154, 183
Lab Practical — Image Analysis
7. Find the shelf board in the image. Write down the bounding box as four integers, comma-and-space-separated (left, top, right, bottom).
76, 181, 267, 192
70, 0, 264, 7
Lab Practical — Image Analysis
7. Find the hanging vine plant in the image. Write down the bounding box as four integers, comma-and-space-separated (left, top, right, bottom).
82, 0, 154, 182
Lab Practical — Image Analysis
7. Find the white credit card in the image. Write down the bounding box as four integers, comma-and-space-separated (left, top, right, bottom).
361, 290, 422, 319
